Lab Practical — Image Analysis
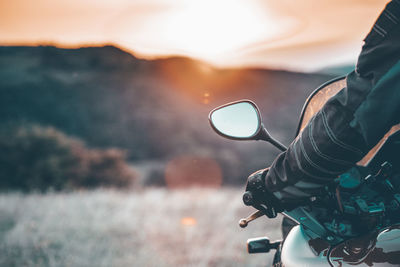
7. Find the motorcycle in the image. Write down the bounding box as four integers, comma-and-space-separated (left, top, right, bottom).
208, 76, 400, 266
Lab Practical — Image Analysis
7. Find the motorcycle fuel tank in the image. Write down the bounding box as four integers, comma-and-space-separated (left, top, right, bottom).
281, 225, 400, 266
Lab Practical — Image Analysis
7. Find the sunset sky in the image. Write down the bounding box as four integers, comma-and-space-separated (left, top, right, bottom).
0, 0, 388, 71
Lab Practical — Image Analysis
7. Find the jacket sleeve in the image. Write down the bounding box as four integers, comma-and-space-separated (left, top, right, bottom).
264, 0, 400, 201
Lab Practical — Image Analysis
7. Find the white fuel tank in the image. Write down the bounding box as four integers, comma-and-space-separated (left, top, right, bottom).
281, 225, 329, 267
281, 224, 400, 266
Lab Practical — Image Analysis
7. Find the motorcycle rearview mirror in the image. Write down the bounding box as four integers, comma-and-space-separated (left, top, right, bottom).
209, 100, 287, 152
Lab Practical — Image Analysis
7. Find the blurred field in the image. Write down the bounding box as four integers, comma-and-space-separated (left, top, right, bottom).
0, 188, 282, 267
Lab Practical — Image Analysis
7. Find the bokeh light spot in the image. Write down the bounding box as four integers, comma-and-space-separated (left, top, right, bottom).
180, 217, 197, 226
165, 155, 222, 189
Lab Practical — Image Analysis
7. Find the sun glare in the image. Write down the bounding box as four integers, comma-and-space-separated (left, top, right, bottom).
115, 0, 285, 64
160, 1, 270, 59
0, 0, 387, 70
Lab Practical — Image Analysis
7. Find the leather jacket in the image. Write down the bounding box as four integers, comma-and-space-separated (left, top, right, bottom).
264, 0, 400, 204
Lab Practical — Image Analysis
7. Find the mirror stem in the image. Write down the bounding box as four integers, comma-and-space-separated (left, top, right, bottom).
269, 137, 287, 152
258, 126, 287, 152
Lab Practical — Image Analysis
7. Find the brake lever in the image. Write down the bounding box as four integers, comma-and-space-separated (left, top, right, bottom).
239, 210, 264, 228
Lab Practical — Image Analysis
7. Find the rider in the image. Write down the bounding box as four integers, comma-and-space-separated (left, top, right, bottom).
253, 1, 400, 211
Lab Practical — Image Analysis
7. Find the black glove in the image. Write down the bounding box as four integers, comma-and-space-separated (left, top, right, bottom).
245, 168, 315, 213
244, 168, 284, 217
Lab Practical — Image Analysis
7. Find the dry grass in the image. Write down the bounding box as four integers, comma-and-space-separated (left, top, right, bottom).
0, 188, 283, 267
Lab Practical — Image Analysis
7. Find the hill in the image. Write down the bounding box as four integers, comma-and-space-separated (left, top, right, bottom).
0, 45, 334, 185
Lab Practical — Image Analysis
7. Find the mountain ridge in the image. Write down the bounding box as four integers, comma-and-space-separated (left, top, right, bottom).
0, 45, 335, 184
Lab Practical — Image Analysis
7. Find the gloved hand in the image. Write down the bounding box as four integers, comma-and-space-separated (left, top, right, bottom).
244, 168, 308, 215
243, 168, 284, 217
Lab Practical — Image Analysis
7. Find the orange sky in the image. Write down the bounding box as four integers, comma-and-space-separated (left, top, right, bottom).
0, 0, 388, 71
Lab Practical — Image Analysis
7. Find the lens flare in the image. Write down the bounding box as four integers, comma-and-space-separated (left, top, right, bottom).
165, 155, 222, 189
180, 217, 197, 226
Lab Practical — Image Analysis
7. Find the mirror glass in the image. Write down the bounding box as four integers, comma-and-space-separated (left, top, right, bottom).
210, 101, 260, 139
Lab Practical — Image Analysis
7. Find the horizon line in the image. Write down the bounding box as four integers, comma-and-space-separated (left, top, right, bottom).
0, 41, 354, 74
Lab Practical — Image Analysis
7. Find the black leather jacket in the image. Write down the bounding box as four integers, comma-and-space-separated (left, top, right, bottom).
264, 0, 400, 203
